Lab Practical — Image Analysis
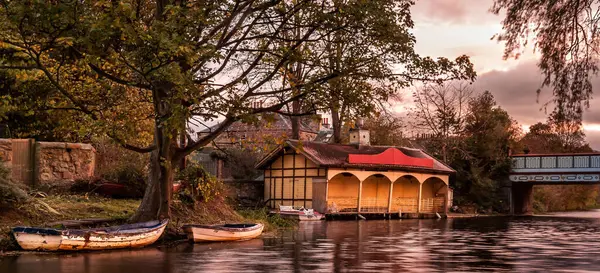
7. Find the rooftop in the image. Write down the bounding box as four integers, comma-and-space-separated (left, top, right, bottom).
199, 113, 319, 134
256, 140, 455, 174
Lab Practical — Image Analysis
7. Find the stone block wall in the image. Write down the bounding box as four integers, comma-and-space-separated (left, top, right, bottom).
0, 139, 95, 186
36, 142, 95, 184
0, 139, 12, 169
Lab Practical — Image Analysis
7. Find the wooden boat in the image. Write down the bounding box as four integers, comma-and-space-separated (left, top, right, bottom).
273, 205, 325, 221
182, 223, 263, 242
12, 219, 168, 251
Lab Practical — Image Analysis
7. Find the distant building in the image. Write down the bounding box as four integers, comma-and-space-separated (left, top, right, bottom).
197, 113, 333, 151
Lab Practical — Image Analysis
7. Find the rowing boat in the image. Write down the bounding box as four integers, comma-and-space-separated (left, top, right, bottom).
12, 219, 168, 251
273, 205, 325, 221
182, 223, 263, 242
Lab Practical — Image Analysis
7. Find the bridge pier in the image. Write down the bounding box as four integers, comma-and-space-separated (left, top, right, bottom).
511, 183, 533, 215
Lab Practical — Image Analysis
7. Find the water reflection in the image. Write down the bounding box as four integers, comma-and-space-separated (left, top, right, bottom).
4, 214, 600, 272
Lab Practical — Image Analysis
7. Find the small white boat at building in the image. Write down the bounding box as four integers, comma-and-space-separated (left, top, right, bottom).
182, 223, 264, 242
274, 205, 325, 221
12, 220, 168, 251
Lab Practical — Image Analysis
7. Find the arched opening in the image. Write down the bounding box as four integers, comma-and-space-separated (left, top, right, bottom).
421, 177, 448, 213
391, 175, 420, 213
327, 172, 360, 213
360, 174, 392, 213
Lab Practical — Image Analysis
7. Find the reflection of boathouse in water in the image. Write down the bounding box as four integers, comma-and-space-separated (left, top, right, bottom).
256, 128, 454, 217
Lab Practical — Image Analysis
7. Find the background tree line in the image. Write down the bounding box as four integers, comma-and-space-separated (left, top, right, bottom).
366, 82, 598, 213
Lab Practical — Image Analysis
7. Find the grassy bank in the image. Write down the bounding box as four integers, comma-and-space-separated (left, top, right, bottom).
0, 194, 296, 253
0, 195, 140, 252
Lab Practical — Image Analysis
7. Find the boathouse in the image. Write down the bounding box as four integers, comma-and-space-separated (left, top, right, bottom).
256, 129, 454, 216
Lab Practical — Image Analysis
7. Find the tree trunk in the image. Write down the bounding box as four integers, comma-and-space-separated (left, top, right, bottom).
178, 125, 187, 170
131, 87, 177, 222
131, 147, 174, 222
291, 100, 300, 139
331, 107, 342, 143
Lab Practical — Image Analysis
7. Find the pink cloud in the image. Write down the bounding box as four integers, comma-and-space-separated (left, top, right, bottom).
411, 0, 497, 25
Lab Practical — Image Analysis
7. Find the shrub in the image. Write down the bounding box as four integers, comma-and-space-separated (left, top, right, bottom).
0, 163, 30, 209
177, 162, 222, 203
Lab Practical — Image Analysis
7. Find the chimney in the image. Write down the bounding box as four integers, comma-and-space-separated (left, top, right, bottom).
252, 101, 264, 108
321, 117, 330, 129
349, 118, 370, 146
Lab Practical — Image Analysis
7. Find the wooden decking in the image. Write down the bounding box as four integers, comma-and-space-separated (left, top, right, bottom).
327, 197, 445, 214
325, 212, 447, 220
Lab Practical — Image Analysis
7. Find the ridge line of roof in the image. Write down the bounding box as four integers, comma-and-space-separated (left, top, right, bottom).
254, 143, 285, 169
287, 139, 419, 151
285, 140, 324, 166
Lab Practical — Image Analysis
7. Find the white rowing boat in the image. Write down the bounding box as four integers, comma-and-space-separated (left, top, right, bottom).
182, 223, 263, 242
12, 220, 168, 251
274, 205, 325, 221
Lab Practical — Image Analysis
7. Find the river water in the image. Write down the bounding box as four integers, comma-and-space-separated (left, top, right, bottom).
3, 211, 600, 272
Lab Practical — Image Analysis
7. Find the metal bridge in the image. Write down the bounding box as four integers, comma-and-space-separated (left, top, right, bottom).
510, 153, 600, 184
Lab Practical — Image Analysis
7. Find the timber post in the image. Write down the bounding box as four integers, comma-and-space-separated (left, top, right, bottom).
387, 181, 394, 213
357, 181, 363, 214
417, 181, 423, 213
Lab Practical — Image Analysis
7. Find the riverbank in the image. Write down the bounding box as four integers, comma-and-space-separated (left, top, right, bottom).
0, 194, 296, 253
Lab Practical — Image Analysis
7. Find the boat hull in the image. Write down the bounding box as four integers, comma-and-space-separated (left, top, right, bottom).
12, 220, 168, 251
183, 223, 264, 242
271, 209, 325, 221
276, 211, 325, 221
274, 205, 325, 221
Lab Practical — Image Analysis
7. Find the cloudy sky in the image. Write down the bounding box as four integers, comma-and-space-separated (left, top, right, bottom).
409, 0, 600, 150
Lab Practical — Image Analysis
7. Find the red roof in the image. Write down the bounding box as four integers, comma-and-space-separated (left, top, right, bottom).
256, 140, 455, 174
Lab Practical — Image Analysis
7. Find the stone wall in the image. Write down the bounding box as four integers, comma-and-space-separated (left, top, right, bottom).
0, 139, 12, 169
36, 142, 95, 184
0, 139, 95, 185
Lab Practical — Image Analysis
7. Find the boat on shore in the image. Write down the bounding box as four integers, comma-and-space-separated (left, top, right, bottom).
272, 205, 325, 221
12, 219, 168, 251
182, 223, 263, 242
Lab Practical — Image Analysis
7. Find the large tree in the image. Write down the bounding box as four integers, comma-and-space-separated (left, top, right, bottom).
0, 0, 349, 221
492, 0, 599, 124
284, 0, 477, 143
459, 91, 520, 210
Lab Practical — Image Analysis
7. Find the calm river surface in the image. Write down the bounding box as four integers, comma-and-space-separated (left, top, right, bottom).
4, 211, 600, 272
